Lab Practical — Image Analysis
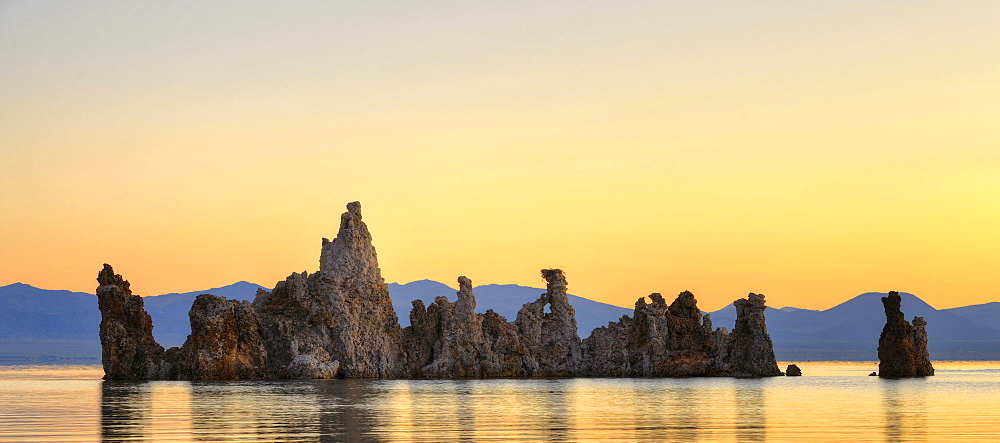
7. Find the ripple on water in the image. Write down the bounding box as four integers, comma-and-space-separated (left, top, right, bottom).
1, 362, 998, 442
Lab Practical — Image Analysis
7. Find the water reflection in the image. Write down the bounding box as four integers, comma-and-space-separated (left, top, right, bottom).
882, 379, 928, 443
367, 379, 578, 441
190, 379, 390, 442
99, 378, 768, 442
89, 374, 958, 442
735, 380, 767, 443
315, 379, 383, 441
667, 385, 701, 442
101, 381, 152, 442
52, 362, 1000, 442
538, 380, 572, 441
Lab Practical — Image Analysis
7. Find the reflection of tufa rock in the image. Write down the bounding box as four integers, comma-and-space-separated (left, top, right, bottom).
877, 291, 934, 377
97, 202, 786, 380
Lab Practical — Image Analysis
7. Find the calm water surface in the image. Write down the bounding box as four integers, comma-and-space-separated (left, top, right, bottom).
0, 361, 997, 442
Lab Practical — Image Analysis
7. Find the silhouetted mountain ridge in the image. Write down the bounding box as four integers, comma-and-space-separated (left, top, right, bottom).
2, 282, 999, 361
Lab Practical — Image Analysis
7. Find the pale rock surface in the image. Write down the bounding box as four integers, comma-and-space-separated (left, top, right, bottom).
97, 201, 788, 381
401, 276, 535, 377
254, 202, 401, 378
176, 294, 267, 380
514, 269, 582, 376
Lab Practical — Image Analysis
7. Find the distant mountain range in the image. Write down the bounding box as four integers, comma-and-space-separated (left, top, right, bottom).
2, 281, 999, 362
708, 292, 1000, 360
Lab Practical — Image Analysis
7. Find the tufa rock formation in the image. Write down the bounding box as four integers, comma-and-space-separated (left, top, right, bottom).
254, 201, 401, 379
175, 294, 267, 381
722, 293, 783, 377
582, 291, 713, 377
581, 290, 782, 377
96, 264, 168, 380
877, 291, 934, 377
97, 201, 786, 380
785, 364, 802, 376
514, 269, 582, 376
97, 265, 269, 380
401, 276, 534, 378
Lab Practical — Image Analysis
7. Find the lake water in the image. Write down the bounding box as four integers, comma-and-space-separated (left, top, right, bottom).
0, 361, 997, 442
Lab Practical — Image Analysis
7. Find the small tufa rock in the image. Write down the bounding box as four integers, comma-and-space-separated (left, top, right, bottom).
96, 264, 169, 380
722, 293, 783, 377
176, 294, 268, 381
514, 269, 582, 376
877, 291, 934, 378
785, 364, 802, 376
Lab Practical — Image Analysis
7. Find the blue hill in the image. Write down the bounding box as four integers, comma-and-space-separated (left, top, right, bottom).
3, 281, 1000, 362
945, 302, 1000, 330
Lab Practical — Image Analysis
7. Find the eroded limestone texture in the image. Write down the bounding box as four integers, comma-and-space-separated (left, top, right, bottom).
401, 276, 534, 378
98, 265, 269, 380
96, 264, 168, 380
254, 202, 401, 378
583, 291, 725, 377
722, 293, 783, 377
176, 294, 267, 381
514, 269, 582, 376
877, 291, 934, 377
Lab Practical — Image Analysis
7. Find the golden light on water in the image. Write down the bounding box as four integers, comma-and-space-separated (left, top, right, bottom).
2, 363, 999, 441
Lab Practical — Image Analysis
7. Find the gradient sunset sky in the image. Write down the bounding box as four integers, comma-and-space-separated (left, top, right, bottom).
1, 2, 997, 311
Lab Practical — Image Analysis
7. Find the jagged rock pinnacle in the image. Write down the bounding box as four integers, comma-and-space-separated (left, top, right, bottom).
514, 269, 582, 376
723, 293, 782, 377
96, 264, 167, 380
255, 201, 400, 378
878, 291, 934, 377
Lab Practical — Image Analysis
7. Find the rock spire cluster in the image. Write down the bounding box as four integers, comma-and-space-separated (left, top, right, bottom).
97, 202, 785, 380
877, 291, 934, 377
96, 265, 268, 381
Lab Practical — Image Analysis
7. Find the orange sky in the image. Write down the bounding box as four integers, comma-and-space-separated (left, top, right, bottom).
1, 2, 998, 311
